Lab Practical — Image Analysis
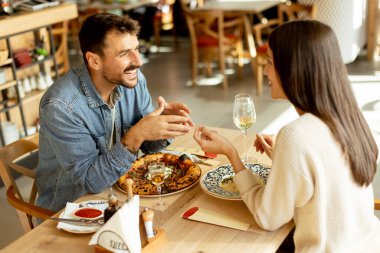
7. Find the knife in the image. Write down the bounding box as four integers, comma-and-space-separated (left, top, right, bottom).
49, 217, 104, 226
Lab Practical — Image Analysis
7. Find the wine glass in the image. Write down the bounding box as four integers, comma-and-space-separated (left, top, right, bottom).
233, 93, 256, 163
148, 162, 168, 209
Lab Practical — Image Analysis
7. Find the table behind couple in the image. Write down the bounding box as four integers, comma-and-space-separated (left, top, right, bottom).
2, 127, 293, 253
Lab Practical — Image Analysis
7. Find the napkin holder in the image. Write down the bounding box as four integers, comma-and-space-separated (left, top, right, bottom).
95, 179, 165, 253
94, 214, 166, 253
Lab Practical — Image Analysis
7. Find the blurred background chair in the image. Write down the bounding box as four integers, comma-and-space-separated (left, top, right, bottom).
376, 199, 380, 210
182, 5, 244, 88
0, 134, 55, 233
153, 0, 178, 49
252, 2, 317, 96
51, 21, 70, 76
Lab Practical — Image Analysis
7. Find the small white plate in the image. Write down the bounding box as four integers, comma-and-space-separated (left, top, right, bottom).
200, 163, 271, 201
57, 200, 108, 234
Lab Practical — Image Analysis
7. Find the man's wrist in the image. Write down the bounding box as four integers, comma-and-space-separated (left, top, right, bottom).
121, 129, 142, 154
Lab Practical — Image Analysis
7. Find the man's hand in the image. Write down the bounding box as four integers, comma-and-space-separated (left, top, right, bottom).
121, 96, 192, 151
158, 96, 194, 127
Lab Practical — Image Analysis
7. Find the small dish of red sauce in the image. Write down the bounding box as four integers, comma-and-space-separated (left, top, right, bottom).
74, 207, 103, 219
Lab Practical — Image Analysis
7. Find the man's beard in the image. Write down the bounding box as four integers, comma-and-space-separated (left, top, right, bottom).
103, 64, 141, 88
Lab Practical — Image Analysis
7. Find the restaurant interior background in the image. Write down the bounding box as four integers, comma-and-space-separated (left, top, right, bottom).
0, 0, 380, 249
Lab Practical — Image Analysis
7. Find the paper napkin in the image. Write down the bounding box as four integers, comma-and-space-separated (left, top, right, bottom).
89, 195, 141, 253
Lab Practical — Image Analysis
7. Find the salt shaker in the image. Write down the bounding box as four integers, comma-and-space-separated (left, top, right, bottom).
141, 208, 155, 239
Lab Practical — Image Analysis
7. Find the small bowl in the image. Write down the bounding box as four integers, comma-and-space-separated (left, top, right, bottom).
73, 207, 103, 220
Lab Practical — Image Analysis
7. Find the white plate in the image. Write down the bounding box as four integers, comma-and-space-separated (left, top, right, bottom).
200, 163, 271, 201
57, 200, 108, 234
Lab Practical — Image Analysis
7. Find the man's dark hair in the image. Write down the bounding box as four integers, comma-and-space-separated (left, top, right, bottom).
79, 13, 140, 64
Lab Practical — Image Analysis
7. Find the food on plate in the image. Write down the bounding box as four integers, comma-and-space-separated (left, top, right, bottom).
220, 176, 239, 193
117, 153, 201, 195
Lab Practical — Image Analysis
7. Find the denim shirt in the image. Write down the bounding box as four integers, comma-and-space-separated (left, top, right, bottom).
36, 64, 170, 212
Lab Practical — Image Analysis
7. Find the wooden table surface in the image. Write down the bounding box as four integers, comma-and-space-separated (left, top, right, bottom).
2, 127, 293, 253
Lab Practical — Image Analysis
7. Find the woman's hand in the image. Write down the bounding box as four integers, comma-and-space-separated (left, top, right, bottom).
193, 126, 246, 173
253, 134, 276, 159
193, 126, 235, 156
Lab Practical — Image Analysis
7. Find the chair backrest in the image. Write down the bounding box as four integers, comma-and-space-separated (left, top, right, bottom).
278, 2, 317, 24
0, 134, 55, 233
52, 21, 70, 76
375, 199, 380, 211
253, 2, 317, 47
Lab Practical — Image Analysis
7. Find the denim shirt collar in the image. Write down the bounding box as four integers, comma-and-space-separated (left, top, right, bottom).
74, 64, 122, 108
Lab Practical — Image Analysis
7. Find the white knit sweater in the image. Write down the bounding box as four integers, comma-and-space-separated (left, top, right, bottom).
234, 113, 380, 253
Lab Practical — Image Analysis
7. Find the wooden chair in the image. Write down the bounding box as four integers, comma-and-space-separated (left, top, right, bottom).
51, 21, 70, 76
153, 0, 178, 48
375, 199, 380, 210
0, 134, 55, 233
182, 7, 244, 88
252, 2, 317, 96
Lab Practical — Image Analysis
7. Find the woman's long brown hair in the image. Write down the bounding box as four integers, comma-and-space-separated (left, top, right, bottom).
268, 20, 378, 186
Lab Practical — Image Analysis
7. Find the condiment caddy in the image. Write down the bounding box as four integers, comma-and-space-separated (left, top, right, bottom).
94, 179, 166, 253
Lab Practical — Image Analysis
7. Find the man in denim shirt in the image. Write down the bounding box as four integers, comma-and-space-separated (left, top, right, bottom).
36, 13, 193, 212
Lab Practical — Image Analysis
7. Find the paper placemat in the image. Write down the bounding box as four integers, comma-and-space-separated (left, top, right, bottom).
187, 193, 266, 234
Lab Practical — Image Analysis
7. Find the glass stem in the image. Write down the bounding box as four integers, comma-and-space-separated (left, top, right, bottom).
243, 130, 247, 162
157, 185, 162, 204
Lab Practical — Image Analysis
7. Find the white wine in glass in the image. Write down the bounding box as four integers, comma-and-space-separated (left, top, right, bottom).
148, 162, 168, 209
233, 94, 256, 163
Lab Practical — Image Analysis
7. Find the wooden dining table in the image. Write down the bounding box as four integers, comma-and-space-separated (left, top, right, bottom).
2, 127, 293, 253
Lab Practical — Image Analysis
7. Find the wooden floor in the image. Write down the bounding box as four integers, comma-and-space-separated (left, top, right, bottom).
0, 37, 380, 249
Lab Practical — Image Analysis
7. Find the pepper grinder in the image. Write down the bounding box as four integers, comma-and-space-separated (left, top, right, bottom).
104, 188, 120, 223
126, 178, 134, 202
141, 208, 155, 239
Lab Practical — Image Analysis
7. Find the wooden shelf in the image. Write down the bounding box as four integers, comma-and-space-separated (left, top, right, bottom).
0, 58, 12, 67
0, 80, 17, 91
16, 55, 54, 71
8, 89, 46, 105
22, 89, 45, 104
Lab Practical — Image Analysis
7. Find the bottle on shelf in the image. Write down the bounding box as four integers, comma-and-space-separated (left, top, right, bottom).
18, 82, 25, 98
23, 76, 32, 93
37, 73, 46, 90
0, 68, 6, 85
44, 73, 54, 87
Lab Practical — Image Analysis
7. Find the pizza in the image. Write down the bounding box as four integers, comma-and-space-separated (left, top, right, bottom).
117, 153, 201, 195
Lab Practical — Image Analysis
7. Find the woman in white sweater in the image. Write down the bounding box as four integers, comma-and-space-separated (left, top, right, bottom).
193, 20, 380, 252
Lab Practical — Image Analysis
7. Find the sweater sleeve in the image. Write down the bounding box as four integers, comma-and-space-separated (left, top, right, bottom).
234, 126, 314, 231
